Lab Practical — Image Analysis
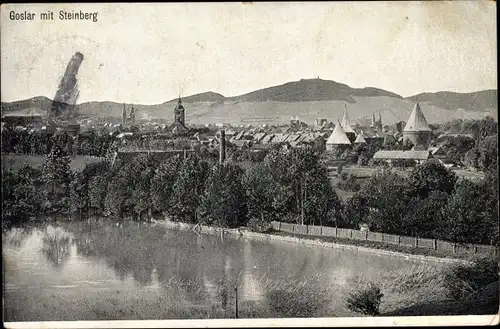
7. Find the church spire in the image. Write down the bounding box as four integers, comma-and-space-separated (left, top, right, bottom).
122, 102, 127, 125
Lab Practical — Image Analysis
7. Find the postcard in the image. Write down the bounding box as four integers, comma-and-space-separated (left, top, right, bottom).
1, 2, 498, 328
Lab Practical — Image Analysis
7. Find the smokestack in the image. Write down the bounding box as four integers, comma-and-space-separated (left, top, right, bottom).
219, 130, 226, 164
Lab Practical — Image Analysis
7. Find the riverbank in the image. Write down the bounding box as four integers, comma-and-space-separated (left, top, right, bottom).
160, 219, 473, 265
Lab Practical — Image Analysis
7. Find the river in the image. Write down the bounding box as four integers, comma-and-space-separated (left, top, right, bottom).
3, 220, 444, 321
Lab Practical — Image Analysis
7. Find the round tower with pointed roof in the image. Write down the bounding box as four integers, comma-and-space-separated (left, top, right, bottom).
403, 103, 431, 148
326, 120, 352, 151
340, 104, 356, 143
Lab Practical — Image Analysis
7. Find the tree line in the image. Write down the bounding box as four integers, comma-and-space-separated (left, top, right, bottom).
2, 146, 340, 230
3, 141, 498, 246
342, 161, 498, 246
1, 128, 115, 157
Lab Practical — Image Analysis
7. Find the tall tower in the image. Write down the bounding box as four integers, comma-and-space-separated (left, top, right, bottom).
378, 111, 383, 130
403, 103, 431, 148
122, 103, 127, 126
174, 96, 185, 126
371, 113, 376, 128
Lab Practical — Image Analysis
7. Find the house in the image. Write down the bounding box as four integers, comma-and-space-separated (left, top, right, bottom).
253, 132, 267, 143
261, 134, 275, 144
271, 133, 286, 144
372, 150, 433, 165
230, 139, 251, 149
436, 133, 474, 143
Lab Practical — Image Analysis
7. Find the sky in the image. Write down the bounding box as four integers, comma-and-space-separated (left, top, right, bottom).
1, 2, 497, 104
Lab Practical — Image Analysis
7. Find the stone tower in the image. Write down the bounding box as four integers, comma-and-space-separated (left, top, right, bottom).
403, 103, 431, 148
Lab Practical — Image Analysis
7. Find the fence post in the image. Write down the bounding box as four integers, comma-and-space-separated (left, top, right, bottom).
335, 227, 338, 237
365, 230, 368, 240
350, 229, 353, 239
320, 225, 323, 236
414, 237, 418, 248
292, 224, 295, 233
474, 244, 478, 254
453, 243, 457, 253
398, 235, 401, 245
306, 224, 309, 235
381, 233, 384, 243
433, 239, 437, 251
279, 221, 281, 232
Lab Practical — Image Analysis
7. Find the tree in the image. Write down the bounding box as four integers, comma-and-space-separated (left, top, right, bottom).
128, 154, 159, 220
87, 174, 109, 216
70, 169, 88, 219
150, 155, 183, 216
244, 162, 275, 221
9, 165, 46, 223
402, 191, 449, 238
443, 179, 495, 245
354, 172, 415, 235
199, 163, 247, 228
169, 154, 210, 223
409, 160, 457, 197
261, 148, 342, 226
477, 134, 498, 171
346, 282, 384, 316
104, 162, 132, 218
42, 144, 72, 213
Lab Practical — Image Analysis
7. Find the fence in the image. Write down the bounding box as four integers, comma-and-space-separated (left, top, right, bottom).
270, 221, 498, 257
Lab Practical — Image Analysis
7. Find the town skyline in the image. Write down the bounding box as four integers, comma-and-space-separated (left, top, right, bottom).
1, 2, 497, 104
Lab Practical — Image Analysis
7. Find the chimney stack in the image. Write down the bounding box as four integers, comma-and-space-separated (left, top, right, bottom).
219, 129, 226, 164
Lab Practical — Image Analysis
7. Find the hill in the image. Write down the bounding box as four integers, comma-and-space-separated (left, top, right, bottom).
1, 79, 496, 125
1, 96, 53, 115
166, 91, 226, 104
228, 78, 402, 103
405, 90, 497, 112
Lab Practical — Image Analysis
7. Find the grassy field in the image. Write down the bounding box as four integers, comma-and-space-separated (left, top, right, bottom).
1, 154, 105, 172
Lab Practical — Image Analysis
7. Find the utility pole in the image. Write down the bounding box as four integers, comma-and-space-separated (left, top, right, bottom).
301, 175, 304, 226
234, 286, 238, 319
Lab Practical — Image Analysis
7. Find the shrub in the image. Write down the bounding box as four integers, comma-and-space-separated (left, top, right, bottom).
266, 284, 329, 318
246, 218, 273, 233
443, 257, 499, 300
346, 282, 384, 316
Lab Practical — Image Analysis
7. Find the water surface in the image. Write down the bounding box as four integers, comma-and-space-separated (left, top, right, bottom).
3, 220, 441, 321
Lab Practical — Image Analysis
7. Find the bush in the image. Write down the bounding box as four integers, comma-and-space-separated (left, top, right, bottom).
246, 218, 273, 233
266, 284, 329, 318
346, 282, 384, 316
443, 257, 499, 300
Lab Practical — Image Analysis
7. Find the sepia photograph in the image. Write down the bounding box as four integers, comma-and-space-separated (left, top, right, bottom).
1, 1, 498, 328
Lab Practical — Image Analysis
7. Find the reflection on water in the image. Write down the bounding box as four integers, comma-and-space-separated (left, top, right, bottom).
3, 220, 442, 321
41, 225, 73, 269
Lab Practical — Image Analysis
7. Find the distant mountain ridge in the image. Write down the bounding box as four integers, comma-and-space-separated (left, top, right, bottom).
406, 90, 497, 112
1, 79, 497, 125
